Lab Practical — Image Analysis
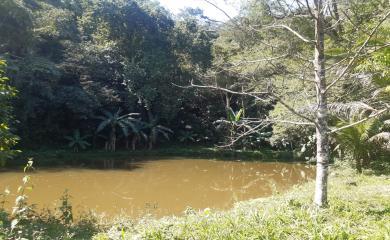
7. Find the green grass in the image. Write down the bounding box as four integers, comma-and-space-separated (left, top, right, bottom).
1, 166, 389, 239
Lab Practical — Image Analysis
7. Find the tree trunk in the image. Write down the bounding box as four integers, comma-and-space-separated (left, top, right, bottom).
145, 102, 155, 151
132, 136, 137, 150
314, 0, 330, 207
356, 158, 363, 173
110, 125, 116, 152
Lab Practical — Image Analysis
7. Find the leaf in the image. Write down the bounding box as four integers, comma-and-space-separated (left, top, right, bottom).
97, 119, 111, 132
118, 121, 129, 137
156, 125, 173, 134
11, 219, 18, 230
64, 136, 74, 141
102, 109, 114, 119
226, 107, 235, 122
22, 176, 30, 184
235, 108, 244, 122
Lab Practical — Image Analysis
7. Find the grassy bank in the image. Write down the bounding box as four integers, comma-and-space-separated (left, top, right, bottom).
0, 166, 389, 239
11, 146, 299, 167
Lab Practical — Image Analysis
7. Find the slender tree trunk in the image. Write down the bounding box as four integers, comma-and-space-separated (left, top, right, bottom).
314, 0, 330, 207
110, 125, 116, 152
145, 102, 155, 151
356, 158, 363, 173
148, 138, 153, 150
132, 136, 137, 150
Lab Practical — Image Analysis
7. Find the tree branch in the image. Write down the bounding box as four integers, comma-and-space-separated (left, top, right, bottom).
325, 10, 390, 93
263, 24, 315, 44
330, 107, 389, 133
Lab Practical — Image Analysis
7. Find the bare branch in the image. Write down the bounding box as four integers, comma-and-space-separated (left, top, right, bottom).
304, 0, 317, 20
216, 122, 270, 148
325, 10, 390, 92
174, 80, 317, 125
270, 94, 317, 124
173, 81, 269, 102
245, 118, 315, 126
330, 107, 389, 134
230, 54, 288, 67
262, 24, 315, 44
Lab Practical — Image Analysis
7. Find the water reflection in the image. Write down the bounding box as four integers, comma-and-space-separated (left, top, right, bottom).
0, 159, 314, 218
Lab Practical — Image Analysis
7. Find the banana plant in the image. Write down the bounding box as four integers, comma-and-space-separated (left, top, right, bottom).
227, 107, 244, 124
129, 121, 148, 150
178, 131, 197, 143
145, 117, 173, 150
64, 130, 90, 152
95, 108, 139, 153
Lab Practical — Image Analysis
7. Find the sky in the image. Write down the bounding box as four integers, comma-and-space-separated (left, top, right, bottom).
158, 0, 239, 22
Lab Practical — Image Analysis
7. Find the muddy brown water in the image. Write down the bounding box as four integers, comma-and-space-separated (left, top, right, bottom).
0, 158, 315, 218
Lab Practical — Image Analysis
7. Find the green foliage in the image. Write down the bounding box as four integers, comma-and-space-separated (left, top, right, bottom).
0, 0, 217, 148
227, 107, 243, 123
59, 190, 73, 225
96, 108, 139, 152
7, 160, 35, 239
335, 116, 390, 172
178, 130, 197, 143
0, 59, 19, 166
0, 0, 33, 55
145, 117, 173, 150
64, 129, 91, 152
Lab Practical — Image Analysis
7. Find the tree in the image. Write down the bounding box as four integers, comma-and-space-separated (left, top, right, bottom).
129, 121, 148, 150
336, 115, 390, 173
145, 116, 173, 150
192, 0, 389, 206
96, 108, 139, 153
64, 129, 90, 152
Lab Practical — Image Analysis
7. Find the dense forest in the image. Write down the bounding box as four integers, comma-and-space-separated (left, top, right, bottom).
0, 0, 225, 150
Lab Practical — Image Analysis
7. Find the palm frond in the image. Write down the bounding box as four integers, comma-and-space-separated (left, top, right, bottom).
102, 109, 114, 119
117, 121, 129, 137
97, 119, 111, 132
64, 136, 74, 141
328, 102, 375, 119
369, 132, 390, 142
300, 102, 375, 119
156, 125, 173, 134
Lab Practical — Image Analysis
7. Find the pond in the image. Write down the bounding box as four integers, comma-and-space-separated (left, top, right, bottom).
0, 158, 315, 218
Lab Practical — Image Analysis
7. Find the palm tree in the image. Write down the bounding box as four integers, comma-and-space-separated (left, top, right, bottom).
178, 130, 197, 144
129, 121, 148, 150
64, 130, 90, 152
145, 117, 173, 150
335, 116, 389, 173
95, 108, 138, 153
